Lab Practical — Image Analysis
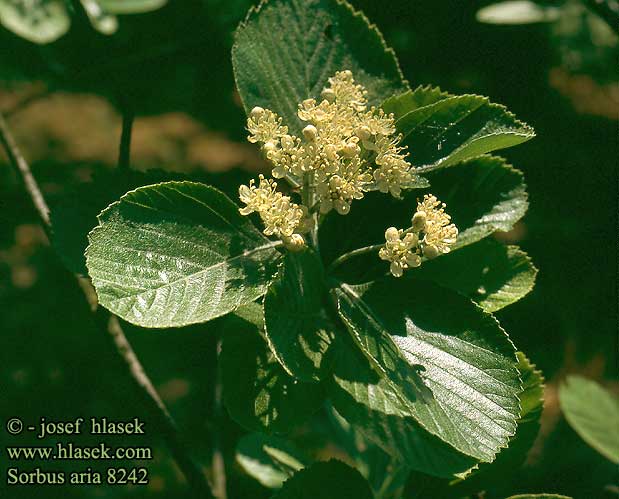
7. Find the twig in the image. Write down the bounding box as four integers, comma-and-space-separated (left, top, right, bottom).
118, 106, 135, 171
0, 113, 51, 229
327, 243, 384, 273
0, 110, 214, 499
211, 339, 227, 499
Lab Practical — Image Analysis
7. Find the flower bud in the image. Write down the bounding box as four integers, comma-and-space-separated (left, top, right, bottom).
329, 175, 342, 189
411, 211, 427, 232
384, 227, 400, 242
284, 234, 305, 252
355, 126, 371, 141
405, 253, 422, 268
250, 106, 265, 119
321, 88, 336, 102
302, 124, 318, 141
342, 142, 360, 158
334, 200, 350, 215
280, 135, 294, 149
423, 243, 439, 259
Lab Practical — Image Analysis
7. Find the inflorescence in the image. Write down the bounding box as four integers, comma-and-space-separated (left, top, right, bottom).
379, 194, 458, 277
238, 70, 457, 272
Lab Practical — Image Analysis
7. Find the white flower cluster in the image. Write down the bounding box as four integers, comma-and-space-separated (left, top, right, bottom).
379, 194, 458, 277
240, 70, 416, 245
239, 175, 307, 251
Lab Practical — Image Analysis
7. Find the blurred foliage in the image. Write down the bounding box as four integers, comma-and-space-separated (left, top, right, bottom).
0, 0, 617, 497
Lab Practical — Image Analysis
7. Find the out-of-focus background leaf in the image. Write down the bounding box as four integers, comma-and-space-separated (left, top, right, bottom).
0, 0, 616, 498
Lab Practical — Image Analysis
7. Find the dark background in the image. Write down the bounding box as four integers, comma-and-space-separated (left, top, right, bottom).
0, 0, 617, 497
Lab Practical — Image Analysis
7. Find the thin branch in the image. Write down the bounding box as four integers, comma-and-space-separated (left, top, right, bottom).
0, 113, 51, 229
327, 243, 384, 273
118, 106, 135, 171
0, 110, 214, 499
211, 339, 227, 499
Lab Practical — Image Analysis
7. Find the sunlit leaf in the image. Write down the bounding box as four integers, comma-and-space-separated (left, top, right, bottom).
332, 279, 521, 466
236, 433, 307, 488
0, 0, 70, 44
86, 181, 281, 328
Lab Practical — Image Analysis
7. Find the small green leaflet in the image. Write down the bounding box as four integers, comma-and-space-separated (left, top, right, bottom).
559, 375, 619, 464
236, 433, 307, 488
0, 0, 70, 44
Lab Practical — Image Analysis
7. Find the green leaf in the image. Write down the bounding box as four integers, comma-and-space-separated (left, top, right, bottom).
221, 310, 325, 434
80, 0, 118, 35
273, 459, 373, 499
329, 339, 479, 478
451, 352, 545, 490
381, 85, 451, 116
0, 0, 70, 44
318, 156, 528, 283
236, 433, 308, 488
232, 0, 407, 135
476, 1, 560, 25
559, 375, 619, 463
427, 155, 528, 249
51, 170, 184, 276
85, 181, 281, 328
264, 250, 336, 381
333, 279, 521, 464
386, 90, 534, 171
505, 495, 573, 499
96, 0, 167, 14
410, 239, 537, 312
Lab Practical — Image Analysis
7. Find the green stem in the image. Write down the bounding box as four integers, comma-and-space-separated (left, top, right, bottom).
302, 171, 320, 250
327, 243, 384, 273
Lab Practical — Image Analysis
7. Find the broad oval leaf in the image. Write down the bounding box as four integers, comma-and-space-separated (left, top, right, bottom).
559, 375, 619, 464
329, 340, 479, 478
410, 239, 537, 312
236, 433, 308, 489
273, 459, 373, 499
264, 250, 336, 381
333, 279, 522, 464
232, 0, 407, 135
385, 89, 534, 171
221, 307, 325, 434
0, 0, 70, 44
85, 181, 281, 328
451, 352, 545, 490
